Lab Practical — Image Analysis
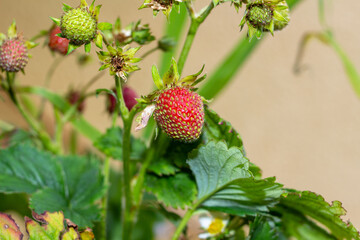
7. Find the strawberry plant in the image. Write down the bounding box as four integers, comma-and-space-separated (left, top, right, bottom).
0, 0, 359, 239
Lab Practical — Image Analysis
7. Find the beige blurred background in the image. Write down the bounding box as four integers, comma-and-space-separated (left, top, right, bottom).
1, 0, 360, 234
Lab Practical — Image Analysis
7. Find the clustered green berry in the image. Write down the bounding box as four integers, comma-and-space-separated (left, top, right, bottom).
246, 4, 273, 29
60, 8, 97, 45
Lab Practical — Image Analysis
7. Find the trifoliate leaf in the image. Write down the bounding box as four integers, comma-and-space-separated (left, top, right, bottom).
94, 127, 146, 160
280, 191, 360, 240
145, 173, 197, 209
188, 141, 283, 215
0, 212, 23, 239
0, 145, 105, 228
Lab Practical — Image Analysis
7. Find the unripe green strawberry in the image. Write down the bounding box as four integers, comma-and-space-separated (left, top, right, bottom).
0, 38, 28, 72
153, 86, 204, 142
60, 8, 97, 45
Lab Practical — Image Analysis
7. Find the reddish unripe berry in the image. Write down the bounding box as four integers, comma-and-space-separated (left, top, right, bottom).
48, 26, 69, 55
67, 90, 85, 113
0, 38, 28, 72
107, 86, 138, 114
153, 87, 204, 142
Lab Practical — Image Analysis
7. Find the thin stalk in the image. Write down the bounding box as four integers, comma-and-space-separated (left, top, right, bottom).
177, 1, 215, 74
69, 129, 77, 154
6, 72, 59, 153
141, 46, 159, 59
54, 108, 64, 154
81, 71, 105, 94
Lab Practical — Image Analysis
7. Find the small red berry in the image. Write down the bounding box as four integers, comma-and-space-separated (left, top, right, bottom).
107, 86, 138, 114
48, 26, 69, 55
153, 86, 204, 142
0, 38, 28, 72
66, 90, 85, 113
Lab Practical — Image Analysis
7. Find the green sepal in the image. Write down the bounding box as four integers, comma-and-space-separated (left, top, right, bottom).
25, 41, 38, 50
106, 45, 117, 55
94, 5, 102, 21
80, 0, 88, 8
67, 43, 79, 55
49, 17, 61, 26
124, 46, 140, 58
56, 33, 62, 38
95, 33, 103, 49
114, 17, 121, 31
98, 63, 110, 71
163, 58, 180, 86
0, 33, 7, 45
152, 65, 164, 89
84, 43, 91, 53
7, 20, 17, 39
96, 51, 109, 61
89, 0, 96, 12
213, 0, 220, 6
181, 64, 205, 85
62, 3, 73, 12
98, 22, 112, 31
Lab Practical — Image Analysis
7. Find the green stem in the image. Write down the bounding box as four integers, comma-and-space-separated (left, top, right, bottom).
100, 156, 111, 240
54, 108, 64, 154
69, 129, 77, 154
115, 75, 133, 239
177, 1, 215, 74
141, 47, 159, 59
171, 205, 198, 240
6, 72, 59, 153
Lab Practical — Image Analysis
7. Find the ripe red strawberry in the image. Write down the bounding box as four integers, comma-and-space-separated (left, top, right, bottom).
107, 86, 138, 114
48, 26, 69, 55
153, 86, 204, 142
0, 38, 28, 72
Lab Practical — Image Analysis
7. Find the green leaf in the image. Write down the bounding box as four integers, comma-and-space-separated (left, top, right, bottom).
0, 212, 23, 239
248, 215, 284, 240
280, 191, 360, 240
188, 141, 283, 214
204, 106, 244, 152
98, 22, 113, 31
0, 145, 105, 228
147, 158, 179, 176
94, 127, 146, 160
279, 207, 337, 240
145, 173, 197, 209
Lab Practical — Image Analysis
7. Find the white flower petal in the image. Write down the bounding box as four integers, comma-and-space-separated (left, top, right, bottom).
198, 232, 214, 239
198, 215, 213, 229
